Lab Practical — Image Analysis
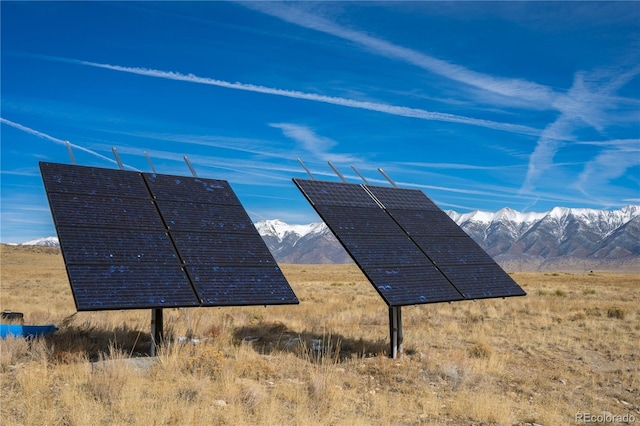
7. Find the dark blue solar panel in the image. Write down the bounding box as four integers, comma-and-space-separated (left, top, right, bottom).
293, 178, 463, 306
293, 179, 380, 207
144, 173, 240, 204
438, 265, 526, 299
293, 178, 525, 305
412, 236, 496, 266
376, 189, 525, 300
56, 227, 180, 265
47, 193, 165, 229
365, 266, 464, 305
366, 185, 439, 210
188, 266, 298, 306
146, 173, 297, 306
315, 205, 405, 235
41, 162, 299, 311
67, 265, 199, 310
337, 234, 430, 267
171, 232, 276, 266
155, 200, 254, 232
39, 162, 150, 198
386, 209, 469, 237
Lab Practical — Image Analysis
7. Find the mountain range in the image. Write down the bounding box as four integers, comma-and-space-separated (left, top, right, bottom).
19, 205, 640, 272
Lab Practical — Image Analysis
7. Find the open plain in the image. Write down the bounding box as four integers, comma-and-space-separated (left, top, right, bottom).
0, 244, 638, 425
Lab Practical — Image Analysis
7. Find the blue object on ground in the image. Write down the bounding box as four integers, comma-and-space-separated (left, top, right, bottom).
0, 324, 58, 339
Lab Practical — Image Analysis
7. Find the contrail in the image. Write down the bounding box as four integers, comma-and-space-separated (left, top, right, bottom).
69, 58, 540, 136
0, 117, 124, 167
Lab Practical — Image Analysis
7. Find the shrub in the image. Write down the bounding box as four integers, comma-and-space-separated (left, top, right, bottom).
607, 307, 625, 320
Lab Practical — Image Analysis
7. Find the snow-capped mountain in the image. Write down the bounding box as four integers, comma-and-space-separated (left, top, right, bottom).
256, 205, 639, 270
19, 206, 640, 271
255, 219, 350, 264
21, 236, 60, 247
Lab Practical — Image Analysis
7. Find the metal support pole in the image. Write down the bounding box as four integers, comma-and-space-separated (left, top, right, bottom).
378, 168, 398, 188
297, 158, 316, 180
144, 151, 157, 173
66, 141, 76, 165
328, 161, 347, 183
150, 308, 163, 356
389, 306, 403, 358
183, 156, 198, 177
350, 165, 369, 184
112, 147, 124, 170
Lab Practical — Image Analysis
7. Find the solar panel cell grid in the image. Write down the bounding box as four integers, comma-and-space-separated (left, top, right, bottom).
365, 266, 464, 305
365, 185, 440, 210
438, 265, 526, 299
188, 266, 298, 306
386, 209, 469, 237
411, 236, 497, 266
47, 193, 165, 229
315, 205, 405, 235
171, 232, 276, 266
337, 234, 430, 267
56, 227, 180, 265
144, 173, 240, 204
294, 179, 380, 207
67, 265, 200, 310
156, 201, 254, 232
40, 162, 150, 198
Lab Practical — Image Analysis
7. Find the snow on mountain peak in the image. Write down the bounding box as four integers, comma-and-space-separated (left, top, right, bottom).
21, 236, 59, 247
255, 219, 326, 242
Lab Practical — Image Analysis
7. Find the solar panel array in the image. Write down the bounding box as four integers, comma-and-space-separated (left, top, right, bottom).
40, 162, 298, 311
293, 178, 525, 306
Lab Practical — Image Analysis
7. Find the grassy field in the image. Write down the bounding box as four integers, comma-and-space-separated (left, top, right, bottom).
1, 244, 638, 425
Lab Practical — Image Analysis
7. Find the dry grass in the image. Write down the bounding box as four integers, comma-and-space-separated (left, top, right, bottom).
1, 245, 639, 425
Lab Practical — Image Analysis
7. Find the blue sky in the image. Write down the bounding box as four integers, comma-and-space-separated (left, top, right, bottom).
1, 1, 639, 243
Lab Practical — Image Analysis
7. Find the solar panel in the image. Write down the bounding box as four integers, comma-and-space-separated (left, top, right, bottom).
438, 265, 526, 299
365, 266, 464, 305
39, 163, 194, 311
144, 173, 299, 306
365, 185, 439, 210
188, 266, 295, 306
67, 265, 198, 310
293, 178, 380, 207
366, 183, 525, 299
55, 227, 180, 265
40, 162, 298, 311
315, 205, 406, 235
155, 201, 254, 232
47, 193, 165, 229
386, 209, 469, 237
293, 178, 463, 306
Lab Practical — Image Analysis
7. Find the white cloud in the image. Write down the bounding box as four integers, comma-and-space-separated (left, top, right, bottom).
64, 58, 540, 136
575, 139, 640, 194
240, 2, 560, 108
0, 118, 124, 167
